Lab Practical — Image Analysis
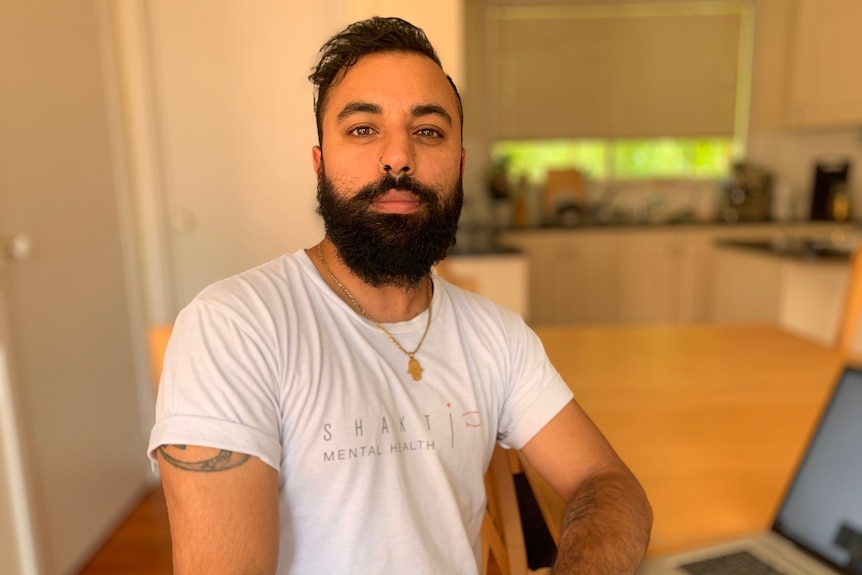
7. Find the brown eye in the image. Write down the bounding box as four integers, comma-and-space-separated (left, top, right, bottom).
416, 128, 442, 138
350, 126, 375, 137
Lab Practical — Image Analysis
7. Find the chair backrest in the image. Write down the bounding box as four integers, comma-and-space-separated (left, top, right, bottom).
148, 324, 173, 391
837, 244, 862, 355
481, 445, 551, 575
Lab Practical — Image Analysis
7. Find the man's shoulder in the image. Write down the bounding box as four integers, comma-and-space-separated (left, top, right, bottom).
183, 250, 312, 318
199, 251, 304, 297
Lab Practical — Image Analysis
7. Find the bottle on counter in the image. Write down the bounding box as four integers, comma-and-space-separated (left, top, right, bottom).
511, 175, 530, 228
829, 182, 851, 222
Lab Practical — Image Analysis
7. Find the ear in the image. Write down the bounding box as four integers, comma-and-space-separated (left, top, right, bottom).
460, 148, 467, 176
312, 145, 323, 177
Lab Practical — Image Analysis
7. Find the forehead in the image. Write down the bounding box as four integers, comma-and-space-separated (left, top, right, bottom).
323, 51, 460, 123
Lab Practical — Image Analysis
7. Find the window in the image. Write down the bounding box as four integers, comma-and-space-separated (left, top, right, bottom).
492, 138, 735, 184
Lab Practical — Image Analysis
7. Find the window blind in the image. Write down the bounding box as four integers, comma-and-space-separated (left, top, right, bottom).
487, 2, 748, 140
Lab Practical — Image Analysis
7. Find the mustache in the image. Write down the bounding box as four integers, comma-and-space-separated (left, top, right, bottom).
351, 173, 439, 204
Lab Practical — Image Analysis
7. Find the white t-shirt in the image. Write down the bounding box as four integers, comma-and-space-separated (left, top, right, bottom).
148, 249, 573, 574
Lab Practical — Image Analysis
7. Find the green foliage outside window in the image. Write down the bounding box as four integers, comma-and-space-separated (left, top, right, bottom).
492, 138, 734, 184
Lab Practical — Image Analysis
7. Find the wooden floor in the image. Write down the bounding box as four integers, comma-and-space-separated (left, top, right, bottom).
75, 486, 173, 575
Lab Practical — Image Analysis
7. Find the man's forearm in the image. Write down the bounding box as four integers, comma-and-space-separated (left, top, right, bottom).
551, 468, 653, 574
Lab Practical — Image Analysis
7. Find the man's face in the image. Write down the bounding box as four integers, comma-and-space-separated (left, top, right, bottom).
312, 51, 466, 288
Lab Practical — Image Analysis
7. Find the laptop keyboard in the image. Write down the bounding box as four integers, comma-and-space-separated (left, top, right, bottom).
679, 550, 787, 575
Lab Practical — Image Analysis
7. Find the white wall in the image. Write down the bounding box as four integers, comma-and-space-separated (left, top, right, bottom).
338, 0, 464, 89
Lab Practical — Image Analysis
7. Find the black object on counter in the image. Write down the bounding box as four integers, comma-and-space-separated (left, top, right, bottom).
810, 160, 851, 221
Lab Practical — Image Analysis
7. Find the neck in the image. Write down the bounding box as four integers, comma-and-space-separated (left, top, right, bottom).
310, 239, 431, 323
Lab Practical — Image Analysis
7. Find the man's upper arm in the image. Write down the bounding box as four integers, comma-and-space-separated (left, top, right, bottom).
157, 445, 279, 575
519, 399, 632, 501
520, 400, 653, 572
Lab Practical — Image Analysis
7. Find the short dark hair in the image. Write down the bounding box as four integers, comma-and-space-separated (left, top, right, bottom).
308, 16, 463, 144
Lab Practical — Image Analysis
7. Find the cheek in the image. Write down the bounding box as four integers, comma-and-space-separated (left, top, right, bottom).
322, 158, 371, 193
430, 154, 463, 189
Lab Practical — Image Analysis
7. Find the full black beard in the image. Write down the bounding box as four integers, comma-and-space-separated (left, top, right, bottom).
316, 163, 463, 289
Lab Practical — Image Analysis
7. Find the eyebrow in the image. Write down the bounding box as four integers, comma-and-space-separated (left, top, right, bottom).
411, 104, 453, 127
336, 101, 382, 122
335, 101, 453, 127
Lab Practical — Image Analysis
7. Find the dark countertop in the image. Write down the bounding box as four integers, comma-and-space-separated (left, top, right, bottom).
452, 220, 860, 256
447, 243, 521, 256
503, 219, 861, 232
715, 238, 853, 262
448, 226, 522, 256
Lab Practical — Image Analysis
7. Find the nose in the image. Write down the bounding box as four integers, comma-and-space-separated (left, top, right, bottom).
378, 134, 414, 179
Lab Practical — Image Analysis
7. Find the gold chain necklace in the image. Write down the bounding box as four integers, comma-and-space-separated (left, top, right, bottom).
316, 243, 432, 382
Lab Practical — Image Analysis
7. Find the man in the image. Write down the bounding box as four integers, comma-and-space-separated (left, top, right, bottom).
148, 16, 652, 575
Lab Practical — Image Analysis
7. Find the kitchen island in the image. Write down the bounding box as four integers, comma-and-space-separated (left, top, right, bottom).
711, 235, 861, 354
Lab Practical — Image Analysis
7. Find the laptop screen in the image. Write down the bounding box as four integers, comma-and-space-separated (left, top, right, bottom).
772, 366, 862, 573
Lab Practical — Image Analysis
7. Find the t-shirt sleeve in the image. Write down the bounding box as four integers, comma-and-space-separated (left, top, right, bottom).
495, 317, 574, 450
147, 296, 282, 471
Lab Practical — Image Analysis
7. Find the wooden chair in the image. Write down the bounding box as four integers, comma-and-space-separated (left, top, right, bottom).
481, 445, 552, 575
837, 244, 862, 355
147, 323, 173, 390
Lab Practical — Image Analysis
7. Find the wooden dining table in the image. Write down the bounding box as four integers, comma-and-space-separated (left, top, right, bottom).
523, 323, 849, 557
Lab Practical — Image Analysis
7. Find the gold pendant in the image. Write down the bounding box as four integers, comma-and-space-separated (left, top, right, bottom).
407, 357, 423, 381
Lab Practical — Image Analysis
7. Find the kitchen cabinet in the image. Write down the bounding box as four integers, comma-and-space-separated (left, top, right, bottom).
501, 233, 617, 325
500, 222, 857, 326
617, 232, 712, 324
785, 0, 862, 128
711, 247, 784, 323
562, 236, 619, 324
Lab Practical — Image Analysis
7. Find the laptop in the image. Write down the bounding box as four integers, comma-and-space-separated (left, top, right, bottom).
637, 366, 862, 575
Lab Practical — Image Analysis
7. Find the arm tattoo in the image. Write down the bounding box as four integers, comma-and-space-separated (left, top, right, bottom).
158, 445, 251, 472
561, 482, 599, 528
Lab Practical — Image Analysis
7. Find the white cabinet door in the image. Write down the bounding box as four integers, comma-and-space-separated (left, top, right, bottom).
786, 0, 862, 127
710, 248, 783, 323
0, 2, 152, 573
675, 236, 713, 323
617, 235, 676, 324
565, 237, 619, 324
520, 235, 618, 325
617, 232, 712, 325
143, 1, 332, 312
